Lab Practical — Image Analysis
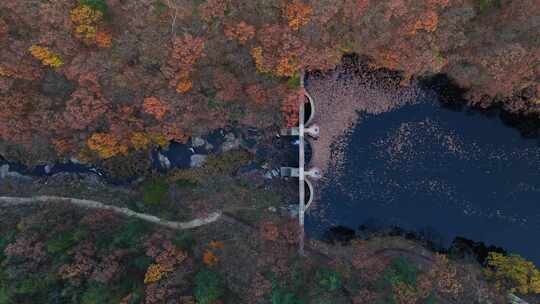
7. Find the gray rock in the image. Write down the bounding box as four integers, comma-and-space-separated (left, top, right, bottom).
157, 152, 171, 169
0, 164, 8, 179
70, 157, 82, 164
221, 138, 240, 152
190, 154, 207, 168
287, 205, 299, 218
192, 136, 206, 147
205, 143, 214, 151
224, 132, 236, 141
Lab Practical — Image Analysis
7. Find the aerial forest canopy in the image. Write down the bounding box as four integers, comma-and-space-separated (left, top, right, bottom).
0, 0, 539, 165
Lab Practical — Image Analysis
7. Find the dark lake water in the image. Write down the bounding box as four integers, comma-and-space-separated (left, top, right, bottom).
306, 92, 540, 265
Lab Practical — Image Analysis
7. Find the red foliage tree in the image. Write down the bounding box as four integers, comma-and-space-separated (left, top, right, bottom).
281, 88, 303, 127
259, 221, 280, 241
199, 0, 229, 22
245, 83, 267, 105
213, 70, 241, 102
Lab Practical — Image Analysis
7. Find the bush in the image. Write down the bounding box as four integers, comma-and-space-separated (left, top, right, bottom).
142, 177, 169, 205
194, 268, 225, 304
315, 268, 342, 292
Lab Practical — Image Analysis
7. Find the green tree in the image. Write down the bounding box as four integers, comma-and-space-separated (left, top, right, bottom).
315, 268, 342, 292
195, 268, 225, 304
383, 257, 418, 287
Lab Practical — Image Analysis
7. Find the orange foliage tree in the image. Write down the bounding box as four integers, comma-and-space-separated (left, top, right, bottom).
250, 24, 305, 77
284, 0, 313, 31
410, 10, 439, 34
224, 21, 256, 45
143, 97, 169, 120
166, 34, 205, 94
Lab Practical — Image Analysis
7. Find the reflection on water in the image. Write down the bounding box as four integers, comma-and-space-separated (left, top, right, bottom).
306, 92, 540, 265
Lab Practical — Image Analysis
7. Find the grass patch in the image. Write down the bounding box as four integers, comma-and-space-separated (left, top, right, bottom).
142, 176, 170, 205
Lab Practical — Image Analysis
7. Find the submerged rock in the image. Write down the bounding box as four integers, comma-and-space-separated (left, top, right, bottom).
0, 164, 30, 180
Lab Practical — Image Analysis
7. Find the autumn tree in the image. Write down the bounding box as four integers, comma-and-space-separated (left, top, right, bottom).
284, 0, 313, 31
250, 24, 305, 77
199, 0, 229, 23
28, 45, 64, 68
164, 34, 205, 94
70, 4, 112, 47
143, 96, 169, 120
213, 70, 241, 102
86, 132, 128, 159
484, 252, 540, 294
281, 88, 304, 127
224, 21, 256, 45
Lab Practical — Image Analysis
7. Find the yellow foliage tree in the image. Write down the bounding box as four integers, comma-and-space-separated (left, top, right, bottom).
130, 132, 150, 150
250, 47, 270, 74
70, 4, 103, 25
0, 66, 13, 77
70, 4, 108, 45
144, 263, 165, 284
86, 132, 128, 159
28, 45, 64, 68
484, 252, 540, 294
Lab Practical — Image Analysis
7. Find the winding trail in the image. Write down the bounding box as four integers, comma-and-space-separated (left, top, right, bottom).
0, 195, 221, 230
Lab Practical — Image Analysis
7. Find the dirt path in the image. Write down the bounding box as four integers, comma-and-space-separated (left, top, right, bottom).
0, 195, 221, 230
